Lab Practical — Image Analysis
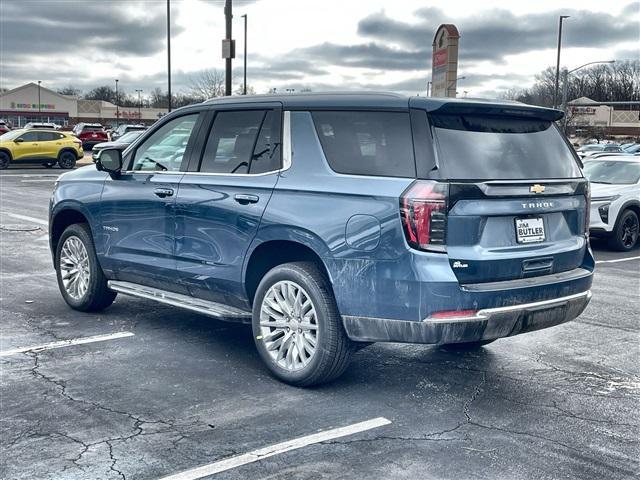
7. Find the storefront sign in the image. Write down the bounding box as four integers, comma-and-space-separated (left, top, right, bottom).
10, 101, 56, 110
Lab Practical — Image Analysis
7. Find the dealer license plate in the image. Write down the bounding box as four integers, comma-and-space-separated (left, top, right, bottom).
515, 217, 545, 244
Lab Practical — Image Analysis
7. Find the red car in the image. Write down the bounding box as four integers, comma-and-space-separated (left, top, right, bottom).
72, 123, 108, 149
0, 120, 11, 135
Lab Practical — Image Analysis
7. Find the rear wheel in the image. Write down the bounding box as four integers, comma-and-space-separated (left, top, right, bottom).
440, 340, 495, 352
55, 223, 116, 311
252, 262, 355, 386
58, 150, 77, 169
609, 209, 639, 251
0, 151, 10, 169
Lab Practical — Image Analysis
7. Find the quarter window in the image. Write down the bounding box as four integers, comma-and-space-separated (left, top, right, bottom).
311, 111, 416, 177
131, 114, 198, 172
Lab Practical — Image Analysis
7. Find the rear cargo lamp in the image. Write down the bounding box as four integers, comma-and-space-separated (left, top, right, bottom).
400, 180, 448, 252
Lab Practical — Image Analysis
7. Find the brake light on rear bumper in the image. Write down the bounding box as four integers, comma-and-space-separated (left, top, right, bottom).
400, 180, 448, 252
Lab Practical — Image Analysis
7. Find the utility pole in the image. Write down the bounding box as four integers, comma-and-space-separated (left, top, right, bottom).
167, 0, 172, 112
136, 89, 143, 121
242, 13, 247, 95
37, 81, 41, 113
115, 79, 119, 127
224, 0, 233, 96
554, 15, 569, 108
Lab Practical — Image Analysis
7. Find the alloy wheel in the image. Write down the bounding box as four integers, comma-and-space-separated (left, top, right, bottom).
59, 236, 90, 300
259, 280, 318, 371
621, 214, 639, 248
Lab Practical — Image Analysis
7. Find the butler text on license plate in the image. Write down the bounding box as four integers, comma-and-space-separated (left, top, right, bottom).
516, 217, 545, 243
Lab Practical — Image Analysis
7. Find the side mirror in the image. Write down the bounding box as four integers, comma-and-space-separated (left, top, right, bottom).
95, 148, 123, 177
14, 138, 24, 143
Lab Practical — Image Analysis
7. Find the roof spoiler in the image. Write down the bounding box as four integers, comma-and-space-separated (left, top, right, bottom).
431, 102, 564, 122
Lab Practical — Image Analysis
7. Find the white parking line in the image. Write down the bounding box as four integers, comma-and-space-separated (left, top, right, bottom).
0, 173, 60, 177
0, 332, 135, 357
157, 417, 392, 480
595, 256, 640, 264
21, 179, 58, 183
0, 212, 48, 226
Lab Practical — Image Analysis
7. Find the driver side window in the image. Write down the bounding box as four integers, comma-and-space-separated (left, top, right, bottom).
131, 114, 198, 172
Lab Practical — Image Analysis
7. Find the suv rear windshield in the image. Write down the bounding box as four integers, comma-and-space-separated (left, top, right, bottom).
429, 114, 582, 180
312, 111, 415, 178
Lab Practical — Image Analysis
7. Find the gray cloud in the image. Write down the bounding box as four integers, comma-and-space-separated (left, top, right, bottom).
0, 0, 184, 61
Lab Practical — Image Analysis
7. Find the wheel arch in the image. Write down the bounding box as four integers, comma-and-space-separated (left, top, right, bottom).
243, 234, 333, 305
0, 147, 13, 161
50, 207, 91, 263
618, 200, 640, 222
57, 147, 79, 160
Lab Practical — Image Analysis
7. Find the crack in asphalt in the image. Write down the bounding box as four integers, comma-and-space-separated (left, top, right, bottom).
24, 349, 205, 478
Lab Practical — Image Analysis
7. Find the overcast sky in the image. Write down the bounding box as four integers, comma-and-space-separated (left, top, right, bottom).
0, 0, 638, 98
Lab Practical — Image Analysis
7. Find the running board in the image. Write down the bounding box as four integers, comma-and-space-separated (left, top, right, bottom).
107, 281, 252, 322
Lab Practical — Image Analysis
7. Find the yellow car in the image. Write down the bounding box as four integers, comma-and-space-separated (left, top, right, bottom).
0, 129, 84, 169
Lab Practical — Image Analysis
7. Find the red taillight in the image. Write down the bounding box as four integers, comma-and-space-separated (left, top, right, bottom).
400, 180, 448, 252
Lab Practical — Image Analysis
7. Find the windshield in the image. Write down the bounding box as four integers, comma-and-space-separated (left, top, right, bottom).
0, 130, 23, 141
117, 131, 143, 143
579, 145, 604, 152
430, 114, 582, 180
583, 161, 640, 184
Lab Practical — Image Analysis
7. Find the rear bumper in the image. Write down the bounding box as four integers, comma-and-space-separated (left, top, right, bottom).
343, 290, 591, 344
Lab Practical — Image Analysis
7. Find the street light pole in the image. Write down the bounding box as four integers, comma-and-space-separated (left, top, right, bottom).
224, 0, 233, 96
167, 0, 172, 112
554, 15, 570, 108
447, 76, 466, 97
37, 81, 41, 114
136, 89, 143, 121
561, 60, 615, 133
115, 79, 119, 128
242, 14, 247, 95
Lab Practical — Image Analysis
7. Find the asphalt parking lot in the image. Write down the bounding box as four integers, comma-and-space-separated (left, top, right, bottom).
1, 166, 639, 480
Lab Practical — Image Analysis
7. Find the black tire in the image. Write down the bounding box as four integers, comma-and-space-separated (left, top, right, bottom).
439, 340, 495, 352
55, 223, 116, 311
58, 150, 77, 169
252, 261, 355, 387
0, 151, 10, 169
609, 209, 639, 252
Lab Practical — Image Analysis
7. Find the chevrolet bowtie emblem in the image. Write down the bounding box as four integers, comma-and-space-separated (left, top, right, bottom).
530, 184, 545, 194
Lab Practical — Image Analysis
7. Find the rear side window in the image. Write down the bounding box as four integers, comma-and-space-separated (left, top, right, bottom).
311, 111, 416, 177
429, 114, 582, 180
200, 110, 279, 174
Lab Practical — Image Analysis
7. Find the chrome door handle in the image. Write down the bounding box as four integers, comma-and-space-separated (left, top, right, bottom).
234, 193, 259, 204
154, 187, 174, 198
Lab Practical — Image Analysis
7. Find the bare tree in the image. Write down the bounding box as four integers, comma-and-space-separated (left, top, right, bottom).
189, 69, 225, 100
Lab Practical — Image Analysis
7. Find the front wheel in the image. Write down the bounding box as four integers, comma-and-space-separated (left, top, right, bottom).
252, 262, 355, 386
58, 151, 77, 169
0, 151, 10, 169
609, 209, 639, 251
55, 223, 116, 311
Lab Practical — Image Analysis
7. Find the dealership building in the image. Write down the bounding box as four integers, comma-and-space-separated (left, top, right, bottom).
0, 83, 168, 128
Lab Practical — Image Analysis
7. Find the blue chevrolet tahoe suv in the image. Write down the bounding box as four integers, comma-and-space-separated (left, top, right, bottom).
49, 92, 593, 386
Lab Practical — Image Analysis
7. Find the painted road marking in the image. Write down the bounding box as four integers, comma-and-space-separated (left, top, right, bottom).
0, 332, 135, 357
21, 179, 58, 183
157, 417, 392, 480
0, 212, 48, 226
596, 256, 640, 264
0, 174, 60, 177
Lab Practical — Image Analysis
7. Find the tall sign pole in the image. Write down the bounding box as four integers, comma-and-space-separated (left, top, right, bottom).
167, 0, 172, 112
223, 0, 234, 96
431, 24, 460, 98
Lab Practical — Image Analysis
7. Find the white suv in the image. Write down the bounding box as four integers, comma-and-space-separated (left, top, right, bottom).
584, 156, 640, 251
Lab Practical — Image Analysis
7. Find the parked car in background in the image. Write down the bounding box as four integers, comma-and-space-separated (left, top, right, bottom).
0, 120, 11, 134
0, 129, 83, 169
23, 122, 61, 130
576, 143, 622, 159
111, 124, 147, 142
72, 123, 108, 149
586, 151, 637, 160
584, 157, 640, 251
622, 143, 640, 154
49, 93, 593, 386
91, 130, 145, 161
